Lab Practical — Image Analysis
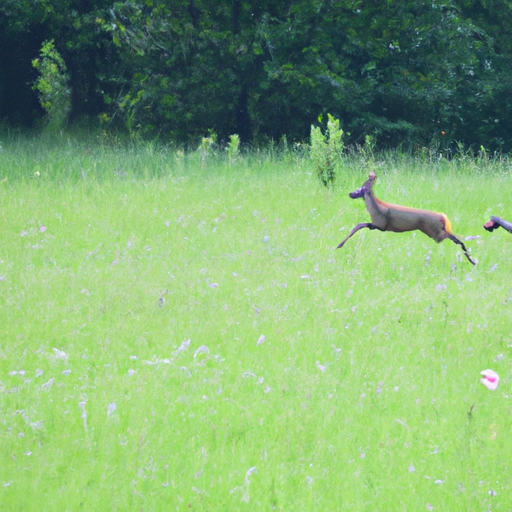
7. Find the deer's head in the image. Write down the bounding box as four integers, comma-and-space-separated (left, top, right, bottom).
349, 171, 376, 199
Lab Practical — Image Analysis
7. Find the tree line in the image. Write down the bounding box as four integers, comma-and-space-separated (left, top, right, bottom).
1, 0, 512, 152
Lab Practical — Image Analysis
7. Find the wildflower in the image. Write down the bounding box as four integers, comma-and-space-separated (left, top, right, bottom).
194, 345, 210, 357
244, 466, 257, 485
39, 226, 46, 233
480, 369, 499, 390
53, 348, 68, 360
41, 378, 54, 389
174, 339, 190, 356
78, 401, 88, 431
316, 361, 326, 372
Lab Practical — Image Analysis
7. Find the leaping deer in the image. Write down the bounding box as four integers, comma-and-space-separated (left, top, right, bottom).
336, 171, 476, 265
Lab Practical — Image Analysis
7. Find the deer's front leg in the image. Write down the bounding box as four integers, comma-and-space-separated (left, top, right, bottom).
336, 223, 384, 249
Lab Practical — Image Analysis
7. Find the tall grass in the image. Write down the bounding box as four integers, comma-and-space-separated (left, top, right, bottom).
0, 135, 512, 510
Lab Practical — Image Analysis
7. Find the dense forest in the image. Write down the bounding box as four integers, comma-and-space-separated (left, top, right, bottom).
1, 0, 512, 151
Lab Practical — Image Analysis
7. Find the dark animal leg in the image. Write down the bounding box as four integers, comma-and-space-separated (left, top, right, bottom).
336, 223, 384, 249
448, 234, 476, 266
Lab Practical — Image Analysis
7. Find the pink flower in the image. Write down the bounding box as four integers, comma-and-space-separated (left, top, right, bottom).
39, 226, 46, 233
480, 369, 499, 391
316, 361, 326, 372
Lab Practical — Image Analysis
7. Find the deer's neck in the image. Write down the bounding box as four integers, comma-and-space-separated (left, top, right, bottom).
364, 190, 389, 223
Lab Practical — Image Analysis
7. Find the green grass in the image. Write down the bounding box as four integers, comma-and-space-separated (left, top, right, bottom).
1, 136, 512, 510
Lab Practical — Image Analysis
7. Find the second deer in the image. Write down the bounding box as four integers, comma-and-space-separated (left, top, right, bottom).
337, 171, 476, 265
484, 216, 512, 235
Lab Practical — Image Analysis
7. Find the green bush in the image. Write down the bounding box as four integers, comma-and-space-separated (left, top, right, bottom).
32, 40, 71, 133
310, 114, 344, 187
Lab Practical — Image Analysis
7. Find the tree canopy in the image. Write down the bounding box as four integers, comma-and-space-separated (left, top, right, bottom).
1, 0, 512, 151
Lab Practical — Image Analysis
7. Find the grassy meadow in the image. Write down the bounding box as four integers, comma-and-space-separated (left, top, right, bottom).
1, 136, 512, 510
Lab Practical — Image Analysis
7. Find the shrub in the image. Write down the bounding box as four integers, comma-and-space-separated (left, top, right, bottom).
32, 40, 71, 133
310, 114, 344, 187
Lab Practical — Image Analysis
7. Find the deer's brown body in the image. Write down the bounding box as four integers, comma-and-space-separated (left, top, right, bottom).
337, 171, 476, 265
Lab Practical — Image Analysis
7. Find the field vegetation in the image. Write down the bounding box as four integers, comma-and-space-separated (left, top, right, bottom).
1, 136, 511, 510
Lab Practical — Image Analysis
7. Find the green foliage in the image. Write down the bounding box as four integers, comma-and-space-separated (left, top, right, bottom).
2, 1, 512, 150
226, 134, 241, 164
197, 129, 218, 166
310, 114, 344, 187
31, 40, 71, 132
362, 134, 376, 161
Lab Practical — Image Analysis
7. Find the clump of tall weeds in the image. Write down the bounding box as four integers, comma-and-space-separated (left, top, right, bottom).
310, 114, 344, 187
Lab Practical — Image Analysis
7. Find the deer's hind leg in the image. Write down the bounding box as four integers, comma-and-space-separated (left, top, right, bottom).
448, 234, 476, 265
336, 223, 384, 249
